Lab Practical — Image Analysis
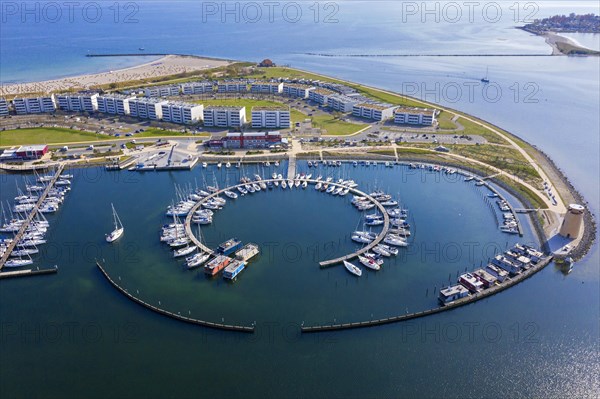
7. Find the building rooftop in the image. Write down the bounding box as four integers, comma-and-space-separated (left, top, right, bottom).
131, 97, 169, 104
98, 93, 136, 99
312, 88, 335, 95
394, 107, 436, 115
356, 103, 395, 111
205, 105, 245, 111
329, 94, 360, 103
251, 106, 289, 111
17, 145, 48, 152
283, 83, 315, 89
440, 284, 469, 297
164, 101, 202, 108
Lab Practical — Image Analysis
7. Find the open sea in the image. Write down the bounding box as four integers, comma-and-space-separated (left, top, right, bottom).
0, 1, 598, 398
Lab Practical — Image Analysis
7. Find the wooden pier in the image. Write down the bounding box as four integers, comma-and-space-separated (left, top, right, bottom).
301, 255, 553, 333
184, 179, 390, 267
287, 154, 297, 179
0, 164, 64, 270
95, 261, 254, 332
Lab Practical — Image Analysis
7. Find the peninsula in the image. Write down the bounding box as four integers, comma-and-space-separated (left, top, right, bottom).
520, 13, 600, 56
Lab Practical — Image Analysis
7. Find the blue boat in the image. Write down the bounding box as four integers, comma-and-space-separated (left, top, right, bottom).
223, 259, 246, 280
218, 238, 242, 255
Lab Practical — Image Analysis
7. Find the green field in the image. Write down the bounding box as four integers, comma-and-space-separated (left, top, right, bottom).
0, 128, 111, 147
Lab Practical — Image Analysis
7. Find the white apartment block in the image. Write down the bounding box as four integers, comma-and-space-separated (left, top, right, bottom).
203, 106, 246, 127
97, 94, 136, 115
217, 82, 248, 93
180, 81, 214, 95
327, 95, 359, 113
282, 83, 315, 99
308, 88, 335, 105
251, 107, 291, 129
394, 108, 437, 126
352, 103, 396, 121
0, 98, 9, 116
56, 93, 99, 113
13, 95, 57, 115
144, 85, 180, 97
161, 102, 204, 124
128, 98, 168, 120
250, 81, 283, 94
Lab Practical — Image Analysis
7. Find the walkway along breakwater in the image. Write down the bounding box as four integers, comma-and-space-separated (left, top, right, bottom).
95, 260, 255, 333
301, 254, 553, 333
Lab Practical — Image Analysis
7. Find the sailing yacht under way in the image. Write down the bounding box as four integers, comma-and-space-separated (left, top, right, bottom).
106, 203, 124, 243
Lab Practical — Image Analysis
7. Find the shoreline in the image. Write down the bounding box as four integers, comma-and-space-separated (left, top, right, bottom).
0, 64, 596, 260
517, 27, 600, 56
0, 54, 232, 97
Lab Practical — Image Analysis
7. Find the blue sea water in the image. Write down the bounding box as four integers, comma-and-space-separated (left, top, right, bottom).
0, 1, 599, 398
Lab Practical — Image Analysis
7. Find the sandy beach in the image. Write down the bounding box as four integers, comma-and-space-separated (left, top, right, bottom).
0, 55, 232, 97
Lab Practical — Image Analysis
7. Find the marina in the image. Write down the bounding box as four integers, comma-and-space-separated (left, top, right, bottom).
0, 164, 68, 272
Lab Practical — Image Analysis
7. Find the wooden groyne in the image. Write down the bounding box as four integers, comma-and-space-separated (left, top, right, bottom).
95, 261, 254, 333
184, 179, 390, 267
302, 255, 553, 333
0, 164, 64, 270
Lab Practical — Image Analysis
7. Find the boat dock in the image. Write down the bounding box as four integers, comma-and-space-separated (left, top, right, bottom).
0, 164, 64, 270
287, 154, 297, 179
301, 255, 553, 333
318, 187, 389, 267
184, 179, 390, 266
95, 260, 254, 332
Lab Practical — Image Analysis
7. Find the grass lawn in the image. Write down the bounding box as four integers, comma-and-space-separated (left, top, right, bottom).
311, 114, 367, 135
0, 128, 111, 147
436, 111, 457, 130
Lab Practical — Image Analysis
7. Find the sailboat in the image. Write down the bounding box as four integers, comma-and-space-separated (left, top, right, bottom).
481, 67, 490, 83
343, 260, 362, 276
106, 203, 124, 243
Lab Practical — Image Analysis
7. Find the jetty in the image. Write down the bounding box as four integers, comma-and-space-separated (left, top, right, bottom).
301, 255, 553, 333
95, 260, 254, 332
184, 178, 390, 266
0, 164, 64, 270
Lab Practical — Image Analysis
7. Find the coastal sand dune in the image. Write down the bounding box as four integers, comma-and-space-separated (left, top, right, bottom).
0, 55, 232, 96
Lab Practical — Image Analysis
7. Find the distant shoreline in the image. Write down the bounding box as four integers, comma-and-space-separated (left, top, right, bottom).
518, 27, 600, 56
0, 54, 232, 97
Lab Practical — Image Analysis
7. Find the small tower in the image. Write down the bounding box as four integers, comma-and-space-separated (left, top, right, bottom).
559, 204, 585, 239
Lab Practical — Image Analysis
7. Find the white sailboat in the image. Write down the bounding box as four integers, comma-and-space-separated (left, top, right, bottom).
106, 203, 124, 243
343, 260, 362, 276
